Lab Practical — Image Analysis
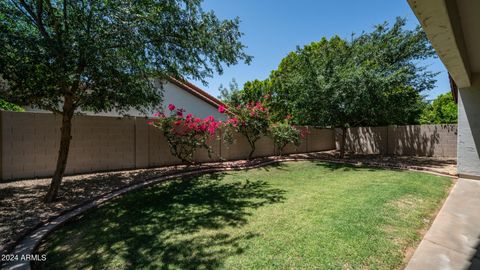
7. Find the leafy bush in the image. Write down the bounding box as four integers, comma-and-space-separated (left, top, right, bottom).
420, 93, 457, 124
270, 118, 303, 156
0, 99, 24, 112
149, 104, 221, 164
221, 99, 271, 159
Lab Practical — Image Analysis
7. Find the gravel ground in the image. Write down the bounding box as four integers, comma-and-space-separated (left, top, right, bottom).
0, 151, 456, 254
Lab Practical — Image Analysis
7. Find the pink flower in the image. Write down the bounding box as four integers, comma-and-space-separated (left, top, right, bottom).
147, 121, 153, 125
177, 110, 183, 117
208, 126, 216, 135
204, 115, 215, 122
153, 112, 160, 117
218, 105, 226, 114
227, 117, 238, 127
168, 104, 175, 111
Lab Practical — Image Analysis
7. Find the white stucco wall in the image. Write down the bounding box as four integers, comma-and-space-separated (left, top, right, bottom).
158, 80, 225, 120
25, 80, 226, 120
457, 76, 480, 178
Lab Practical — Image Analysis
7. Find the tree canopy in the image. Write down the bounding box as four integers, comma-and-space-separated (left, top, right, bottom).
420, 92, 457, 124
0, 0, 251, 114
0, 0, 251, 201
229, 18, 436, 128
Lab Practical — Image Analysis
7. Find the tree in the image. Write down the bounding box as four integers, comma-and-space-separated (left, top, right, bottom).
239, 18, 436, 157
0, 78, 23, 111
420, 93, 457, 124
269, 119, 302, 156
0, 0, 251, 202
218, 78, 271, 109
222, 100, 271, 159
218, 78, 241, 104
149, 104, 222, 164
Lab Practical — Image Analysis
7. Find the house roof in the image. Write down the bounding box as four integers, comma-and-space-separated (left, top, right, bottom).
166, 77, 225, 109
407, 0, 480, 88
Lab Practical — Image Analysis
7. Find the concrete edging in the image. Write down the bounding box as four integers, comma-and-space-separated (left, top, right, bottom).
0, 156, 456, 270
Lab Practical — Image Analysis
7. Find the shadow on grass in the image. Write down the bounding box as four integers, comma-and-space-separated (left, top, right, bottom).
34, 172, 286, 270
248, 161, 289, 172
313, 161, 385, 172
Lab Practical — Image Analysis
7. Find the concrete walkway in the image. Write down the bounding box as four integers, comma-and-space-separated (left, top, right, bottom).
406, 178, 480, 270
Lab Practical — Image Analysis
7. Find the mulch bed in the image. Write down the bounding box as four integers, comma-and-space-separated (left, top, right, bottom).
0, 151, 456, 255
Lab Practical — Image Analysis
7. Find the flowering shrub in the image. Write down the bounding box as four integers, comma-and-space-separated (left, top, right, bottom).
149, 104, 221, 163
221, 100, 271, 159
269, 118, 304, 156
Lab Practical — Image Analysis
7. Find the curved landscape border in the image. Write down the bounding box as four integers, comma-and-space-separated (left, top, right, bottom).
1, 155, 457, 270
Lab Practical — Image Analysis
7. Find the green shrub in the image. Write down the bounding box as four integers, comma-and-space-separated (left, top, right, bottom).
270, 119, 303, 156
0, 99, 24, 112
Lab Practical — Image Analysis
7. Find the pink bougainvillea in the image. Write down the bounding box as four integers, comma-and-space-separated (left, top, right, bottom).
218, 105, 226, 114
219, 99, 271, 159
149, 105, 222, 163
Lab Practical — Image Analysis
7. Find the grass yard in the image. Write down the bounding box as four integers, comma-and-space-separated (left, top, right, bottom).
33, 161, 452, 270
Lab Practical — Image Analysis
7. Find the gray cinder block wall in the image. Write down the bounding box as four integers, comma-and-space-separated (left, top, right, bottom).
0, 110, 459, 181
0, 111, 336, 181
335, 124, 458, 157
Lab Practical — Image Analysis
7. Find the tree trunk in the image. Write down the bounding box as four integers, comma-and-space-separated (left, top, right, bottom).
339, 126, 347, 158
44, 96, 75, 202
247, 138, 256, 160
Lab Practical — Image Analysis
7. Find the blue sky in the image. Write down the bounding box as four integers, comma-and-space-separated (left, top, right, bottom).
193, 0, 450, 100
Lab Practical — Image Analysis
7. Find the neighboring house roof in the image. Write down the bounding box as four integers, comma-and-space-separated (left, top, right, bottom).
167, 77, 225, 109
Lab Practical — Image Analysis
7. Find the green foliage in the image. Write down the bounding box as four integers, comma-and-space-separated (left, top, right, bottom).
223, 100, 271, 159
0, 98, 24, 112
0, 0, 252, 114
269, 120, 302, 156
232, 18, 436, 127
149, 107, 221, 164
0, 0, 251, 201
218, 79, 242, 104
218, 79, 271, 108
420, 93, 457, 124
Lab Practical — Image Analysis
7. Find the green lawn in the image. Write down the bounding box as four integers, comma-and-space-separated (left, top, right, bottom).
34, 161, 452, 270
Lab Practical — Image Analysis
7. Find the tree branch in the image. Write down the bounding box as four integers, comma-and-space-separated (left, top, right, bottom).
17, 0, 51, 40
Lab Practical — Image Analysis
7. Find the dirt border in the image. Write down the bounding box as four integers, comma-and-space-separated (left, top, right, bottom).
1, 155, 457, 270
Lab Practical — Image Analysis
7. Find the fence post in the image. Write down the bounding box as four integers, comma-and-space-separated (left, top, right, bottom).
385, 125, 390, 156
387, 125, 396, 156
305, 126, 309, 153
133, 117, 137, 169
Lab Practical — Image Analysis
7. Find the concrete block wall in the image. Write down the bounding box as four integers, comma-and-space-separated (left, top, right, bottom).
336, 124, 457, 157
307, 127, 336, 152
391, 124, 457, 157
1, 110, 457, 181
0, 112, 336, 181
335, 126, 389, 155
